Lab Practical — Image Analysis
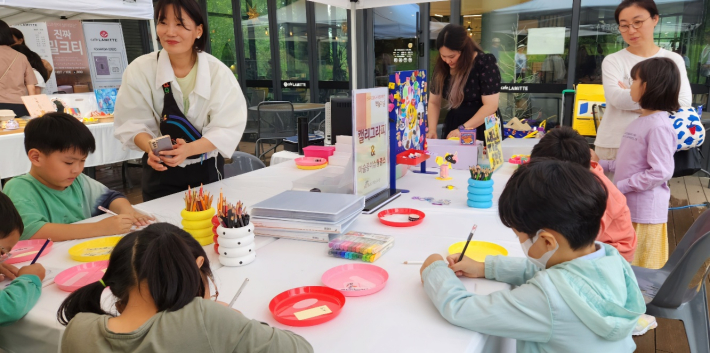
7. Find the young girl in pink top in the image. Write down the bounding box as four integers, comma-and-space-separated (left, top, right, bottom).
593, 57, 678, 269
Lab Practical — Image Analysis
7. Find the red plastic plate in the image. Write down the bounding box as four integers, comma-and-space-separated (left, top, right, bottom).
377, 208, 425, 227
268, 286, 345, 327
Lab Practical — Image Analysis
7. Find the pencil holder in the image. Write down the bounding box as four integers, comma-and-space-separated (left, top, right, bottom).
467, 179, 493, 209
217, 223, 256, 267
181, 207, 215, 245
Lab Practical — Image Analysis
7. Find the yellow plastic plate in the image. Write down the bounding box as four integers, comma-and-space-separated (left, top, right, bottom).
180, 208, 215, 221
296, 163, 328, 170
448, 241, 508, 262
69, 236, 123, 262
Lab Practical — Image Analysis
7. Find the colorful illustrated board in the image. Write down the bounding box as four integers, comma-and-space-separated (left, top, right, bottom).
388, 70, 428, 154
484, 114, 504, 171
95, 88, 118, 114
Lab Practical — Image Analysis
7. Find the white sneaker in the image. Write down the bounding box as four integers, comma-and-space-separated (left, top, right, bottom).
632, 314, 658, 336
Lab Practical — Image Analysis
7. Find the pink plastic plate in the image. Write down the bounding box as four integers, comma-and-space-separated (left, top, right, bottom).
6, 240, 53, 264
55, 260, 109, 292
321, 263, 389, 297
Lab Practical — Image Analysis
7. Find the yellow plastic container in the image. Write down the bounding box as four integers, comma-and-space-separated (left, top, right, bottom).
448, 241, 508, 262
68, 236, 123, 262
180, 208, 215, 221
181, 218, 213, 230
181, 208, 215, 246
193, 234, 214, 246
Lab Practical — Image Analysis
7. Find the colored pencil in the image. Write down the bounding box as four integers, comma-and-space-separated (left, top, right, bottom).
457, 225, 478, 263
31, 239, 51, 265
228, 278, 249, 308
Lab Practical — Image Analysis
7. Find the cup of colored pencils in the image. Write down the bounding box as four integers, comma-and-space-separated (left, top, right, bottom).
467, 165, 494, 209
215, 190, 256, 267
180, 184, 216, 246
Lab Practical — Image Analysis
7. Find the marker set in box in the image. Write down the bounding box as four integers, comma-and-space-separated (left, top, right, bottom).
327, 232, 394, 263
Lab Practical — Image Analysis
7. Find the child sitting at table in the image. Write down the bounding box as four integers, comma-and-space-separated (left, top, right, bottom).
57, 223, 313, 353
0, 192, 45, 326
420, 160, 645, 352
593, 58, 678, 270
3, 113, 153, 241
530, 126, 636, 262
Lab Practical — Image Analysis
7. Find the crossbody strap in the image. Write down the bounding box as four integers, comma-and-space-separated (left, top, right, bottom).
0, 54, 19, 82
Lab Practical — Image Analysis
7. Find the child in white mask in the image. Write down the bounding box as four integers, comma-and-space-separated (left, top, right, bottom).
419, 159, 645, 353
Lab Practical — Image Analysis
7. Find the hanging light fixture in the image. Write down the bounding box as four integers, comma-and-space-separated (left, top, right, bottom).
265, 29, 268, 35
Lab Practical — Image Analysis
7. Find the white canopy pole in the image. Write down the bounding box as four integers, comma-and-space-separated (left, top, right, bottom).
350, 1, 358, 89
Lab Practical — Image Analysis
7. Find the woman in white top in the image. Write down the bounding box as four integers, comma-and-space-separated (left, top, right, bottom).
114, 0, 247, 201
596, 0, 691, 163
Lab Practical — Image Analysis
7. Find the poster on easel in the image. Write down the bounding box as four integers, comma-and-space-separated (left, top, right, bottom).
352, 87, 389, 199
484, 114, 504, 171
47, 21, 92, 93
388, 70, 427, 154
12, 23, 57, 94
82, 22, 129, 89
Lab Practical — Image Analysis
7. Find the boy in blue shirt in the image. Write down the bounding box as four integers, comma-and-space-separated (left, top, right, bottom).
0, 192, 44, 325
3, 113, 153, 241
420, 160, 645, 352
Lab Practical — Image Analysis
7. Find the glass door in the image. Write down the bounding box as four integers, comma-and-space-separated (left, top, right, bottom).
315, 3, 349, 102
373, 4, 420, 87
276, 0, 310, 103
242, 0, 274, 101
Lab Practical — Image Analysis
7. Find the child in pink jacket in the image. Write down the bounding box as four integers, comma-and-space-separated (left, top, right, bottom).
531, 126, 637, 261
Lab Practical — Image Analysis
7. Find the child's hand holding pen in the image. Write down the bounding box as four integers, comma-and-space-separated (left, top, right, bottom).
446, 254, 486, 278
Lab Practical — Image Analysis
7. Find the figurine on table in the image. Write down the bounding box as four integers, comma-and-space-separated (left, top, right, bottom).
435, 152, 457, 181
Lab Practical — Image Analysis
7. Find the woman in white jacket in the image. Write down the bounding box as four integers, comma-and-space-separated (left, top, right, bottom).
596, 0, 690, 166
113, 0, 246, 201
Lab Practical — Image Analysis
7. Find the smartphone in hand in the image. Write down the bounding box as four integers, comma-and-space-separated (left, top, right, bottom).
149, 135, 173, 158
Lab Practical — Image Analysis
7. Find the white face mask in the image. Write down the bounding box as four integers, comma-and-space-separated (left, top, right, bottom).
520, 230, 559, 270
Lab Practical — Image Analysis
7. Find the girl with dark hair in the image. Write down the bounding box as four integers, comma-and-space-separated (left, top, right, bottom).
114, 0, 247, 201
596, 0, 690, 178
594, 57, 678, 271
0, 19, 37, 117
427, 24, 500, 141
58, 223, 313, 353
10, 27, 53, 82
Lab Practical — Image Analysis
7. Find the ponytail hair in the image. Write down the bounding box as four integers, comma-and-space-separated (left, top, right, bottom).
57, 223, 213, 326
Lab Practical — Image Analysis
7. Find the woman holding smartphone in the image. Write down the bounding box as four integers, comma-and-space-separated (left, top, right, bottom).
114, 0, 246, 201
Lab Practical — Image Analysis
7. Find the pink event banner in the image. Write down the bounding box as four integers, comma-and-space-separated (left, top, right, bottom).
47, 21, 93, 93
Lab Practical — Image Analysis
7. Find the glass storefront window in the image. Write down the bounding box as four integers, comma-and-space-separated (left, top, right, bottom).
207, 0, 238, 79
577, 0, 706, 85
277, 0, 310, 102
458, 0, 573, 126
373, 5, 420, 87
242, 0, 273, 83
315, 3, 349, 102
430, 1, 451, 80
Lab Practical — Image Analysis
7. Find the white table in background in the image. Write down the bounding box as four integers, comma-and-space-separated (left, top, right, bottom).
270, 137, 539, 166
0, 122, 143, 181
0, 162, 523, 353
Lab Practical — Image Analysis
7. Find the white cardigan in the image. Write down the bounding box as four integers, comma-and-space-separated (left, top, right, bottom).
596, 48, 691, 149
113, 49, 247, 166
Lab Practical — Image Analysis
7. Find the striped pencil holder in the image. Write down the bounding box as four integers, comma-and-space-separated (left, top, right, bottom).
467, 179, 493, 209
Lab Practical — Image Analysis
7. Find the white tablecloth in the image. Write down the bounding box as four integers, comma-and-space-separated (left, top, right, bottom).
270, 138, 540, 166
0, 161, 529, 353
0, 122, 143, 180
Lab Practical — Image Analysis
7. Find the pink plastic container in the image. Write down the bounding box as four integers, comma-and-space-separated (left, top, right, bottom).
303, 146, 335, 161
